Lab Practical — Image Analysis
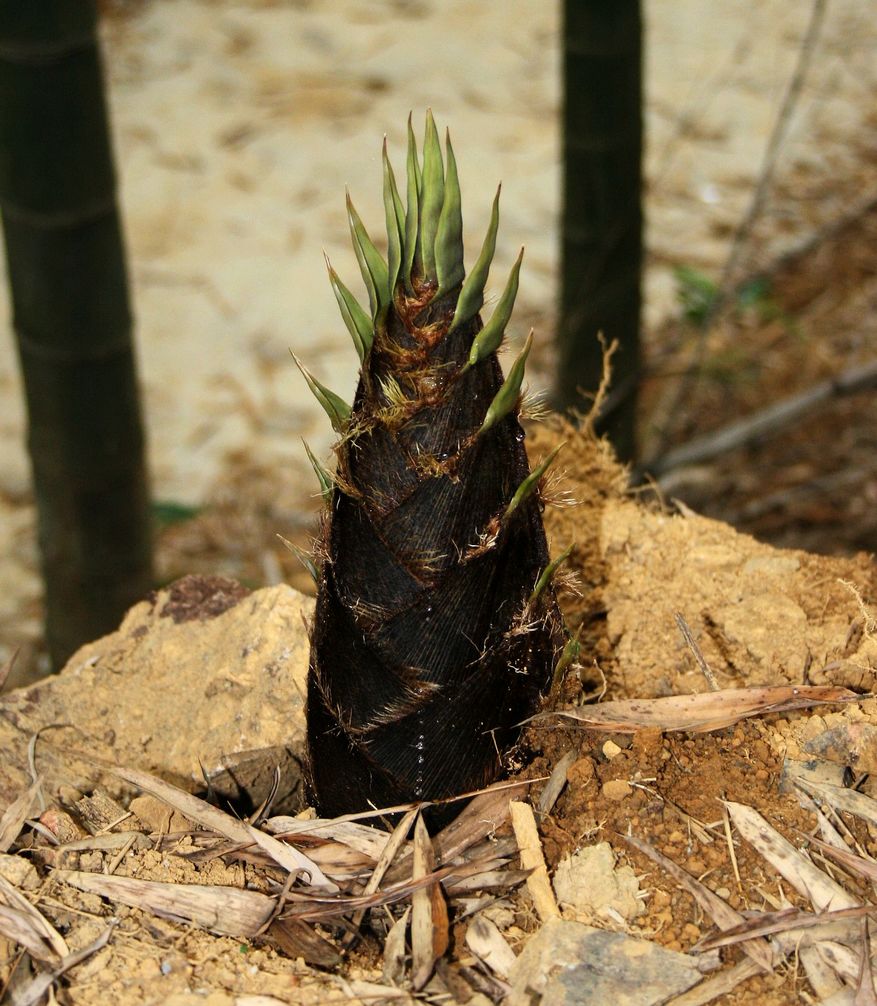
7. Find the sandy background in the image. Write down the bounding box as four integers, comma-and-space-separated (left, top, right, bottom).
0, 0, 875, 671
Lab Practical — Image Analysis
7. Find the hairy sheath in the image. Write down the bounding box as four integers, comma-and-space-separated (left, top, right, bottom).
302, 114, 566, 819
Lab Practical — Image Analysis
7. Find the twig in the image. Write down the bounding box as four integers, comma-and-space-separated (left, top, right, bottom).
718, 0, 828, 295
675, 613, 719, 691
649, 0, 829, 459
737, 467, 875, 522
643, 357, 877, 478
722, 803, 742, 893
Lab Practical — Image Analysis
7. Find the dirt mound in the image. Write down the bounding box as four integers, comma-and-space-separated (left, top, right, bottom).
1, 423, 876, 1004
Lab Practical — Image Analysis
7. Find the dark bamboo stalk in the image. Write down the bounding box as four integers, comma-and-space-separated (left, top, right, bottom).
556, 0, 643, 461
0, 3, 153, 668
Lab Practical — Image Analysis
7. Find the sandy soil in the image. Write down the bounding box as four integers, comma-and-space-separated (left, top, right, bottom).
2, 421, 876, 1004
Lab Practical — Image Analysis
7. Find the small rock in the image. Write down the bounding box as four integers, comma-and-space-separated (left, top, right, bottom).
507, 917, 720, 1006
566, 757, 598, 799
0, 853, 40, 891
602, 779, 632, 802
602, 740, 623, 760
130, 795, 193, 834
40, 808, 85, 843
553, 842, 644, 921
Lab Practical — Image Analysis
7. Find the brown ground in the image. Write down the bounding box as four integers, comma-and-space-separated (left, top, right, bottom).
639, 198, 877, 558
2, 411, 876, 1003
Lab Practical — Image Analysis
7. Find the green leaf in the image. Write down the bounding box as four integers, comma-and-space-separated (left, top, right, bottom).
302, 439, 333, 506
435, 130, 464, 296
553, 623, 583, 686
292, 352, 351, 433
325, 255, 373, 362
418, 109, 444, 284
450, 184, 500, 333
152, 500, 201, 528
529, 543, 574, 606
468, 248, 523, 367
674, 264, 718, 328
402, 113, 421, 292
503, 441, 564, 521
277, 534, 318, 584
478, 329, 533, 436
347, 193, 389, 321
382, 138, 405, 301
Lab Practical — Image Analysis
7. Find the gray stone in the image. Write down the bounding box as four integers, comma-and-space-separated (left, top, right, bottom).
507, 918, 720, 1006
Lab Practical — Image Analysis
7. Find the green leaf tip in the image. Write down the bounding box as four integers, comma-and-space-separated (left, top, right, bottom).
402, 113, 421, 293
277, 533, 318, 584
382, 137, 405, 301
504, 440, 565, 522
478, 329, 534, 436
325, 254, 373, 362
468, 247, 524, 367
529, 543, 574, 606
418, 109, 444, 284
450, 183, 500, 333
346, 192, 389, 321
435, 129, 464, 296
553, 622, 583, 687
292, 352, 351, 433
303, 439, 333, 506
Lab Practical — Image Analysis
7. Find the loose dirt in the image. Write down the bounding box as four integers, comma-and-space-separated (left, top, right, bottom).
2, 422, 876, 1004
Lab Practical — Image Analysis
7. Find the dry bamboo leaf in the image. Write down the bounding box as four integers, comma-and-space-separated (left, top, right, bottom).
697, 905, 877, 950
537, 752, 576, 817
624, 833, 775, 973
445, 868, 531, 893
0, 873, 68, 958
266, 816, 387, 860
443, 856, 512, 886
57, 831, 150, 857
346, 979, 413, 1001
465, 914, 517, 980
382, 905, 410, 986
264, 917, 341, 968
544, 685, 860, 734
0, 649, 16, 691
0, 902, 58, 963
284, 861, 461, 922
59, 869, 274, 938
807, 835, 877, 883
411, 814, 448, 991
811, 937, 861, 986
346, 806, 418, 946
800, 944, 846, 1001
509, 800, 558, 921
857, 919, 877, 1006
432, 780, 530, 865
292, 840, 373, 878
106, 764, 338, 891
12, 924, 114, 1006
665, 958, 762, 1006
0, 780, 41, 853
378, 779, 533, 888
796, 778, 877, 830
725, 801, 858, 912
